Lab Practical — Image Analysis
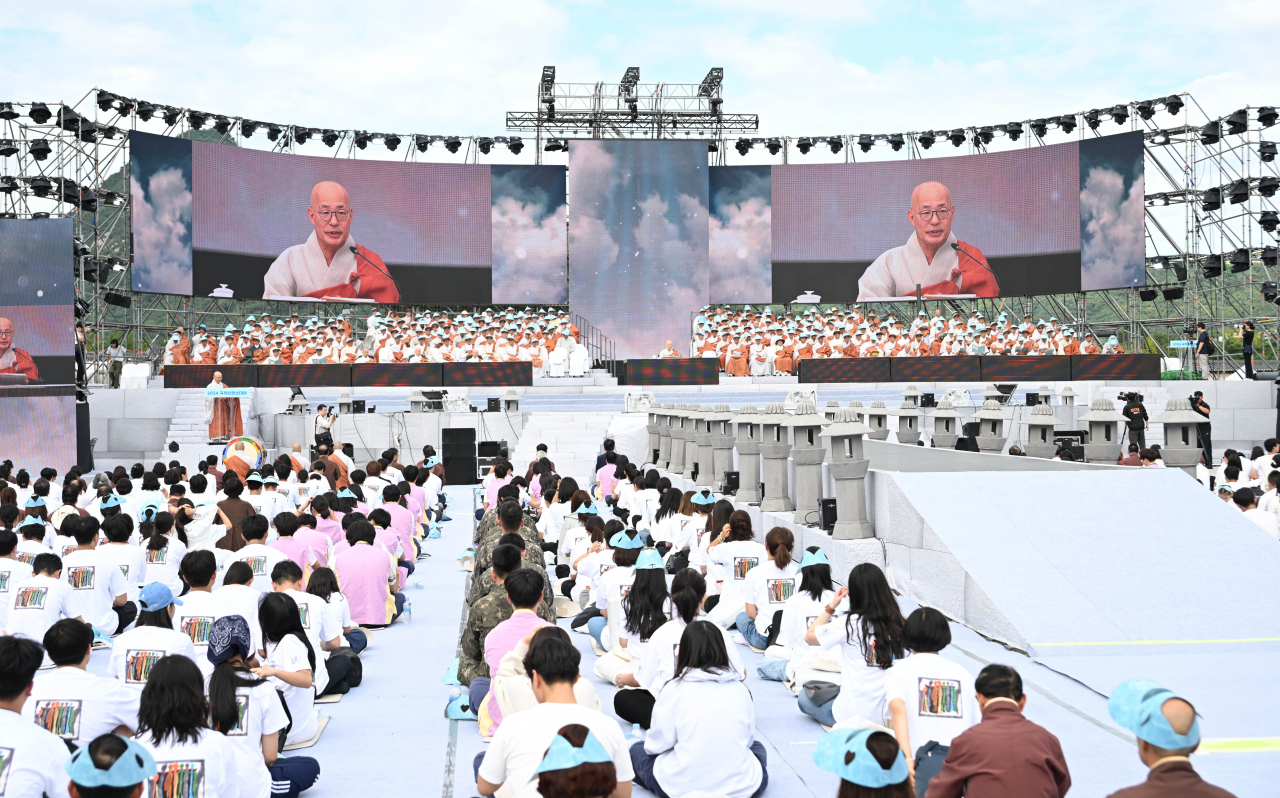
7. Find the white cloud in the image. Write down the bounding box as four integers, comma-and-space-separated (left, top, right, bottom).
491, 197, 568, 303
1080, 167, 1145, 291
709, 195, 771, 302
130, 169, 192, 294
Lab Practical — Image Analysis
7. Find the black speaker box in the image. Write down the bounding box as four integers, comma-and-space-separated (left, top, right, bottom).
444, 456, 478, 485
442, 428, 476, 458
819, 498, 838, 532
477, 441, 502, 458
487, 397, 501, 412
723, 470, 740, 493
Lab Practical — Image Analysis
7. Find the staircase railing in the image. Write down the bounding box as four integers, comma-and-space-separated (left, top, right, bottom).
572, 314, 617, 377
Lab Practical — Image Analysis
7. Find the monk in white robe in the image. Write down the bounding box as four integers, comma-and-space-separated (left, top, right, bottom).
262, 181, 400, 302
857, 181, 997, 300
205, 372, 243, 440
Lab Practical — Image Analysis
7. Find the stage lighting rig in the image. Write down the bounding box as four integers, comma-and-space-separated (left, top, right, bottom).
58, 107, 80, 133
1146, 192, 1170, 207
96, 91, 117, 111
1030, 119, 1048, 138
827, 136, 842, 154
27, 139, 51, 161
0, 140, 15, 157
887, 133, 905, 151
1228, 179, 1250, 204
1056, 115, 1076, 134
1139, 288, 1158, 302
1084, 110, 1102, 131
352, 131, 371, 149
1259, 176, 1279, 198
765, 138, 782, 155
321, 129, 339, 147
1200, 121, 1221, 145
1162, 286, 1184, 301
857, 134, 873, 153
947, 129, 965, 147
1262, 142, 1277, 162
383, 133, 400, 151
136, 101, 156, 122
1004, 122, 1023, 141
28, 103, 51, 124
293, 127, 311, 144
917, 130, 936, 149
29, 177, 52, 197
241, 120, 259, 138
98, 125, 121, 140
116, 98, 134, 116
1136, 100, 1156, 121
1225, 109, 1249, 135
977, 126, 995, 145
1260, 107, 1278, 128
187, 111, 207, 130
1260, 210, 1280, 232
1201, 187, 1222, 211
1163, 95, 1184, 115
796, 136, 813, 154
736, 138, 753, 156
507, 136, 524, 155
1109, 105, 1128, 125
1202, 253, 1223, 278
445, 136, 462, 154
1229, 248, 1252, 273
213, 116, 232, 135
1149, 130, 1170, 146
0, 103, 17, 121
162, 107, 182, 126
1264, 247, 1280, 267
477, 137, 494, 155
1262, 282, 1279, 303
544, 138, 566, 152
414, 134, 432, 153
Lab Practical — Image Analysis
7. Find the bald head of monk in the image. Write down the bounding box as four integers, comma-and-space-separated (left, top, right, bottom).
1138, 697, 1199, 765
0, 317, 15, 358
908, 181, 954, 259
307, 181, 353, 259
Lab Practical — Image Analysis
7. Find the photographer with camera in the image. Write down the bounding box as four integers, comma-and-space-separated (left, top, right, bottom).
1120, 392, 1149, 450
315, 403, 337, 448
1190, 391, 1212, 470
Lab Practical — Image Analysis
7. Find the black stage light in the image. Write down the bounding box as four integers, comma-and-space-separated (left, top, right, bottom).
1201, 187, 1222, 211
796, 136, 812, 154
1260, 107, 1279, 128
477, 137, 494, 155
0, 140, 15, 157
1200, 121, 1221, 145
627, 99, 638, 121
353, 131, 370, 149
383, 133, 400, 151
96, 91, 117, 111
707, 141, 717, 152
321, 129, 339, 147
0, 176, 16, 193
1230, 248, 1252, 273
1149, 130, 1170, 146
948, 129, 965, 147
99, 125, 120, 140
1164, 95, 1184, 115
977, 126, 994, 145
1084, 110, 1102, 130
827, 136, 843, 154
162, 107, 182, 126
78, 120, 99, 143
1225, 109, 1249, 135
187, 111, 206, 130
1138, 288, 1158, 302
507, 136, 524, 155
917, 130, 936, 149
1110, 105, 1129, 125
888, 133, 905, 151
293, 127, 311, 144
544, 98, 555, 122
241, 120, 259, 138
1136, 100, 1156, 121
1174, 260, 1189, 281
413, 134, 431, 153
1056, 115, 1077, 134
1155, 255, 1170, 270
58, 107, 80, 132
766, 137, 782, 155
1261, 210, 1280, 232
262, 123, 281, 142
857, 134, 873, 153
1263, 282, 1279, 303
98, 190, 122, 206
1228, 179, 1250, 204
81, 258, 98, 282
30, 212, 49, 219
1263, 247, 1279, 267
103, 292, 131, 308
72, 237, 89, 257
28, 140, 51, 161
1259, 176, 1279, 198
1005, 121, 1023, 141
28, 102, 52, 124
0, 103, 17, 121
445, 136, 462, 154
1261, 141, 1277, 162
116, 98, 134, 116
1030, 119, 1048, 138
213, 116, 232, 135
735, 138, 753, 156
1202, 253, 1223, 278
1162, 286, 1184, 301
136, 102, 156, 122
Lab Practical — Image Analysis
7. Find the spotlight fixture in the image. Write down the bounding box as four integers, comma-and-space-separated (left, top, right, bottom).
72, 237, 89, 257
735, 138, 753, 156
162, 107, 182, 126
383, 133, 401, 151
0, 103, 17, 121
827, 136, 843, 154
95, 91, 117, 112
477, 137, 494, 155
99, 125, 120, 140
444, 136, 462, 154
28, 103, 52, 124
294, 127, 314, 145
263, 123, 281, 142
116, 98, 134, 116
1029, 119, 1048, 138
1263, 282, 1279, 303
507, 136, 523, 155
1202, 253, 1223, 278
1136, 100, 1156, 121
1155, 255, 1170, 270
353, 131, 371, 149
241, 120, 259, 138
544, 138, 565, 152
977, 126, 995, 145
1163, 95, 1184, 115
1225, 109, 1249, 136
78, 120, 99, 143
136, 102, 156, 122
1147, 192, 1170, 207
1084, 110, 1102, 131
1260, 107, 1279, 128
1174, 261, 1188, 281
707, 142, 718, 153
947, 129, 966, 147
543, 98, 555, 122
98, 190, 122, 206
321, 129, 339, 147
0, 177, 15, 193
1201, 187, 1222, 211
1230, 248, 1252, 273
765, 138, 782, 156
1227, 179, 1250, 205
887, 133, 905, 151
1149, 130, 1170, 146
1056, 115, 1077, 134
187, 111, 207, 130
857, 134, 873, 153
81, 258, 98, 283
57, 107, 80, 133
1200, 122, 1221, 145
1260, 210, 1280, 232
29, 177, 52, 197
1138, 288, 1159, 302
1110, 105, 1129, 125
213, 116, 232, 135
1161, 286, 1185, 301
1263, 247, 1279, 267
1005, 122, 1023, 141
1259, 176, 1279, 198
627, 98, 638, 121
796, 137, 813, 155
105, 257, 127, 271
0, 140, 15, 157
410, 134, 431, 153
27, 139, 51, 161
1262, 142, 1279, 163
917, 130, 936, 149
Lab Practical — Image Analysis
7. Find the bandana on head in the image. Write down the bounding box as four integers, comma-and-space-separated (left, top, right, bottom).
206, 614, 254, 666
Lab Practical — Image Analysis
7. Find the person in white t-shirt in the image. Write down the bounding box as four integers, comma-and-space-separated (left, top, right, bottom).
217, 562, 266, 656
736, 527, 800, 652
756, 547, 840, 685
7, 553, 80, 642
60, 517, 135, 635
108, 582, 198, 684
252, 591, 320, 746
705, 510, 768, 627
138, 512, 188, 595
1232, 487, 1280, 539
24, 619, 140, 748
231, 515, 290, 594
0, 636, 72, 798
134, 655, 241, 798
205, 614, 321, 798
803, 563, 908, 729
585, 529, 643, 651
270, 559, 347, 695
884, 607, 978, 786
97, 514, 147, 602
476, 632, 634, 798
15, 516, 53, 566
64, 734, 159, 798
0, 528, 35, 631
173, 550, 232, 677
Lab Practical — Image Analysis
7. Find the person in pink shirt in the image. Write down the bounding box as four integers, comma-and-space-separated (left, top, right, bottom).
483, 568, 551, 730
275, 511, 331, 569
368, 507, 411, 587
378, 485, 419, 545
484, 462, 513, 511
334, 518, 405, 626
310, 495, 345, 545
268, 511, 320, 572
596, 451, 619, 501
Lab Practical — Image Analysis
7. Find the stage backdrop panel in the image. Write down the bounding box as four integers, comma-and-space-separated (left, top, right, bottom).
187, 135, 491, 304
163, 364, 258, 389
890, 356, 980, 383
351, 363, 443, 387
569, 141, 709, 359
129, 132, 193, 295
1071, 353, 1161, 381
797, 358, 892, 383
443, 362, 532, 387
491, 165, 568, 304
257, 364, 351, 388
624, 358, 719, 386
1079, 131, 1145, 292
709, 165, 771, 303
0, 218, 76, 385
980, 356, 1071, 382
0, 386, 79, 473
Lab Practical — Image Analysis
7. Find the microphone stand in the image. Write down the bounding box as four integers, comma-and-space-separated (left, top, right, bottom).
950, 242, 1001, 294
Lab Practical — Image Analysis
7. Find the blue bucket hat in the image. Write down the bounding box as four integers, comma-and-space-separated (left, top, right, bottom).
635, 549, 665, 570
690, 490, 716, 506
1108, 679, 1201, 750
65, 735, 157, 788
813, 728, 909, 788
609, 530, 645, 550
535, 730, 613, 774
798, 548, 830, 569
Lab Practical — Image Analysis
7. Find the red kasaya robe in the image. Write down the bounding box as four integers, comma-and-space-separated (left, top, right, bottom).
0, 348, 40, 381
303, 245, 400, 303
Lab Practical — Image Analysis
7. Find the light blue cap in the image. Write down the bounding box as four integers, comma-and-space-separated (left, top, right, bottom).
576, 502, 600, 516
635, 549, 665, 570
813, 728, 909, 788
65, 735, 157, 788
23, 496, 45, 508
100, 494, 123, 508
138, 582, 182, 612
690, 490, 716, 506
609, 530, 645, 550
138, 501, 162, 520
338, 488, 357, 499
19, 515, 42, 528
799, 549, 830, 569
1108, 679, 1201, 750
425, 456, 440, 467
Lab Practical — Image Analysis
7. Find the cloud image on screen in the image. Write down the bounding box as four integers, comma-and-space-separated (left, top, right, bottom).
491, 165, 568, 304
129, 132, 193, 295
709, 166, 771, 304
568, 141, 709, 359
1079, 131, 1145, 292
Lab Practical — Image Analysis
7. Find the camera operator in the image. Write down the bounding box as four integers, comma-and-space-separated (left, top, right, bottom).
1190, 391, 1212, 469
314, 402, 337, 448
1121, 392, 1149, 449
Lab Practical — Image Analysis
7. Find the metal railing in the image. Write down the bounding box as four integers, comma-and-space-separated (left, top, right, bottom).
572, 314, 617, 377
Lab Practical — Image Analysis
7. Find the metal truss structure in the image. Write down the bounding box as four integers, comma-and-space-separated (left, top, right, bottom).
0, 81, 1276, 380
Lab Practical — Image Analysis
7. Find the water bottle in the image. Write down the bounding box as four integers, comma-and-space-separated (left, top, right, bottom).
402, 601, 412, 623
631, 723, 644, 741
414, 581, 424, 590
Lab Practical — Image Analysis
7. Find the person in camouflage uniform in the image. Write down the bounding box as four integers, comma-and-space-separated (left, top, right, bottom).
458, 543, 522, 687
474, 499, 542, 576
467, 531, 557, 622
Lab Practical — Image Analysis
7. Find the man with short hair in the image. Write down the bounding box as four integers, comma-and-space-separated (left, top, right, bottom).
479, 568, 552, 733
524, 443, 555, 483
595, 438, 616, 473
925, 664, 1071, 798
24, 619, 140, 748
61, 518, 134, 635
460, 544, 522, 697
1232, 488, 1279, 539
1194, 322, 1213, 380
1118, 443, 1142, 467
174, 550, 232, 676
231, 514, 289, 594
0, 316, 40, 380
0, 636, 71, 798
1104, 678, 1235, 797
7, 553, 79, 642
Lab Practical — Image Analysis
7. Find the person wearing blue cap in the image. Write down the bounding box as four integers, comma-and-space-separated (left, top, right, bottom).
586, 529, 644, 653
756, 546, 837, 684
65, 733, 157, 798
813, 727, 911, 796
107, 583, 197, 684
0, 635, 73, 798
534, 726, 618, 798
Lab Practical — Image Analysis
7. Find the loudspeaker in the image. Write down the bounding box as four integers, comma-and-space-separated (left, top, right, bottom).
103, 291, 131, 308
819, 498, 838, 532
691, 462, 699, 481
477, 441, 502, 458
961, 421, 980, 438
954, 437, 979, 452
76, 400, 93, 471
723, 470, 740, 493
486, 397, 500, 412
919, 392, 936, 408
444, 456, 478, 485
1025, 392, 1040, 407
352, 399, 366, 413
442, 427, 476, 458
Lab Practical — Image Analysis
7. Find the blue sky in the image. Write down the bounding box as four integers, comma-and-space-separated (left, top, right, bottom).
0, 2, 1271, 165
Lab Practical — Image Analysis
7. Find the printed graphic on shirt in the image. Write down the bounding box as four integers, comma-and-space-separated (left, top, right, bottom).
125, 649, 166, 684
619, 585, 632, 600
14, 586, 47, 609
733, 557, 759, 580
61, 545, 77, 558
298, 604, 311, 629
146, 548, 168, 564
181, 616, 214, 646
0, 573, 8, 593
66, 566, 96, 590
599, 564, 614, 575
767, 579, 796, 603
917, 677, 963, 718
223, 694, 250, 737
119, 565, 130, 579
240, 556, 267, 576
0, 746, 12, 795
14, 552, 35, 565
33, 698, 82, 739
150, 759, 206, 798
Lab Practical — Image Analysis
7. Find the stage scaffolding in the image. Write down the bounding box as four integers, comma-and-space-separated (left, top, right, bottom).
0, 78, 1275, 380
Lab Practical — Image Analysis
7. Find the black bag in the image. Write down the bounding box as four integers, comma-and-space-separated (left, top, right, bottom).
340, 651, 363, 688
275, 688, 293, 750
802, 680, 841, 706
913, 741, 950, 797
765, 609, 785, 648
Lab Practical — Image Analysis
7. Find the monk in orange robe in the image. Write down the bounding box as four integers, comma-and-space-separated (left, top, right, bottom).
205, 372, 243, 440
725, 339, 749, 377
0, 318, 39, 381
773, 340, 794, 374
223, 441, 253, 480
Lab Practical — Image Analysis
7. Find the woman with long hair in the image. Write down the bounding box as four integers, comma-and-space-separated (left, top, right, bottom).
306, 565, 366, 655
583, 528, 643, 650
692, 498, 734, 581
705, 510, 768, 624
594, 548, 670, 687
757, 546, 839, 684
253, 592, 321, 746
648, 489, 684, 558
206, 614, 321, 798
632, 621, 767, 798
737, 527, 800, 651
134, 655, 240, 798
801, 562, 906, 728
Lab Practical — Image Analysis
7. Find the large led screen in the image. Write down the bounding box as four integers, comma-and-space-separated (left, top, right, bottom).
0, 219, 76, 385
709, 165, 771, 304
491, 165, 568, 304
0, 388, 79, 473
568, 140, 709, 359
